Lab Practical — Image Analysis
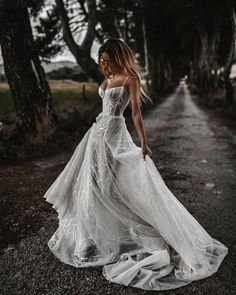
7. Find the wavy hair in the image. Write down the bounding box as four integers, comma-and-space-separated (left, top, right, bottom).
98, 38, 153, 107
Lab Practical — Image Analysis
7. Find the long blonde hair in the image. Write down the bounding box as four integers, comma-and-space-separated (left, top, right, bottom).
98, 38, 153, 107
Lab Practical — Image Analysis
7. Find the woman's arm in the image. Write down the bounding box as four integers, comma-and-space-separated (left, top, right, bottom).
129, 78, 152, 160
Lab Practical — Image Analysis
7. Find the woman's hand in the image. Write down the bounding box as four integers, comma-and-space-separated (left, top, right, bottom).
141, 143, 152, 160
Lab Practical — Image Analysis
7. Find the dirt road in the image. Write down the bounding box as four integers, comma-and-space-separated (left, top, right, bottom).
0, 82, 235, 294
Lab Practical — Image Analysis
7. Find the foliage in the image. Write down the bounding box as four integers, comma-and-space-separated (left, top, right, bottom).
2, 0, 236, 94
33, 5, 63, 61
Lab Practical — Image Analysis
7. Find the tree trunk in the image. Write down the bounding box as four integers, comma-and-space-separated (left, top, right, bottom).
158, 53, 168, 92
209, 22, 222, 90
122, 0, 129, 41
0, 3, 57, 142
197, 21, 223, 92
141, 17, 150, 89
165, 61, 172, 86
96, 1, 121, 39
198, 24, 211, 90
150, 54, 159, 96
56, 0, 103, 83
224, 9, 236, 106
142, 0, 160, 97
192, 40, 201, 87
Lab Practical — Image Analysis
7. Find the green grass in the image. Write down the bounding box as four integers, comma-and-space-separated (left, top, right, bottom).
0, 88, 14, 113
0, 81, 99, 113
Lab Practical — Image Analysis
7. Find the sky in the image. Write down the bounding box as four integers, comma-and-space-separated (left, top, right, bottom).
0, 43, 99, 65
38, 0, 100, 63
0, 1, 99, 65
50, 40, 100, 63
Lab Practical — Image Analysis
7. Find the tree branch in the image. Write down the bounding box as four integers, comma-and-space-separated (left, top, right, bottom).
55, 0, 102, 82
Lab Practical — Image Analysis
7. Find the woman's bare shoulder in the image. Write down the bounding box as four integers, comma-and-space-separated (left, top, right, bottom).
100, 79, 108, 89
127, 76, 140, 89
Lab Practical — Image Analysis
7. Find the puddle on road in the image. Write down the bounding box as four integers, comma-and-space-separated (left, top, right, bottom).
205, 183, 215, 189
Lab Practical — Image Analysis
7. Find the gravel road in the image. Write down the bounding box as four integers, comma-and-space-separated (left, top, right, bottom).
0, 82, 235, 294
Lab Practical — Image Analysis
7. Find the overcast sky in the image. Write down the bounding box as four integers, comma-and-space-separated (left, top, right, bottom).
0, 43, 99, 65
0, 1, 100, 65
50, 40, 100, 63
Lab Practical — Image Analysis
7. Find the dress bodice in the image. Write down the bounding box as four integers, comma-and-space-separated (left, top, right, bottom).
98, 86, 130, 116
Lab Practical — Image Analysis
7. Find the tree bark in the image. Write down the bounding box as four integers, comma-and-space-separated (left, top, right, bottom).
209, 22, 222, 90
197, 24, 211, 90
224, 9, 236, 106
142, 0, 160, 96
0, 2, 57, 142
55, 0, 103, 83
141, 17, 150, 88
97, 0, 121, 40
196, 21, 223, 93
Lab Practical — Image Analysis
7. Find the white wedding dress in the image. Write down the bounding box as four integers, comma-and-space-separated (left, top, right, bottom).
43, 79, 228, 291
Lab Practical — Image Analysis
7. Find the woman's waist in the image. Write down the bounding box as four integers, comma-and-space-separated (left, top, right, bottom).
96, 112, 125, 120
92, 112, 125, 131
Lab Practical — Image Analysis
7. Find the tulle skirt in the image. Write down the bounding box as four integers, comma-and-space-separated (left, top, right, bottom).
43, 112, 228, 291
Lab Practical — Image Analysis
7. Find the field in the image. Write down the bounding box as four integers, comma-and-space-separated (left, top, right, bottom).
0, 80, 99, 113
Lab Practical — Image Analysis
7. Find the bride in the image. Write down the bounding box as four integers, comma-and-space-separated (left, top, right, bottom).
43, 38, 228, 291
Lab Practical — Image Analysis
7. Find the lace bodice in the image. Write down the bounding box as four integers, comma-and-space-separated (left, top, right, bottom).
98, 86, 130, 116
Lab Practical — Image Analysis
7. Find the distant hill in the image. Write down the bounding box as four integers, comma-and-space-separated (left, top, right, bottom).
41, 60, 81, 73
42, 60, 89, 81
0, 60, 90, 82
0, 60, 81, 74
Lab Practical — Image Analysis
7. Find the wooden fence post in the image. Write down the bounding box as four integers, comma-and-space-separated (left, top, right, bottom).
82, 84, 86, 101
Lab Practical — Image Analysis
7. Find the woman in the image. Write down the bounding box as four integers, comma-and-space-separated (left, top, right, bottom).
43, 38, 228, 291
98, 39, 152, 161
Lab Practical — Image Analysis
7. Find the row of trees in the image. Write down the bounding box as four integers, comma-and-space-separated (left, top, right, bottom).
0, 0, 236, 142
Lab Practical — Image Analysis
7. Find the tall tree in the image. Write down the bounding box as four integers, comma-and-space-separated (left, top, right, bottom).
55, 0, 103, 83
28, 0, 236, 102
35, 0, 146, 82
0, 0, 57, 142
33, 6, 63, 61
96, 0, 122, 39
224, 9, 236, 106
142, 0, 171, 95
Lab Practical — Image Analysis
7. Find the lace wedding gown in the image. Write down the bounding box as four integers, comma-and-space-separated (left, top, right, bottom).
43, 79, 228, 291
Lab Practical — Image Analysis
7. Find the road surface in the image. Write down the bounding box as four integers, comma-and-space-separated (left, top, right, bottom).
0, 82, 235, 294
